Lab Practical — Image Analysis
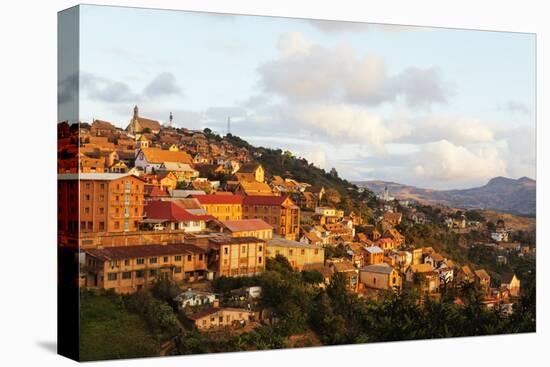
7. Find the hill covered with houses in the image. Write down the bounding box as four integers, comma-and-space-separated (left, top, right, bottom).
58, 106, 536, 358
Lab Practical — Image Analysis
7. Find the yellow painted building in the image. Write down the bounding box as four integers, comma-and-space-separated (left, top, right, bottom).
266, 238, 324, 271
83, 244, 208, 293
360, 263, 401, 291
192, 194, 243, 221
208, 236, 266, 277
188, 307, 252, 330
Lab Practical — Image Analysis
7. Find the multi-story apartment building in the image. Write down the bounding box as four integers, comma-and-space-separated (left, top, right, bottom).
266, 238, 324, 271
206, 236, 266, 277
83, 243, 208, 293
242, 195, 300, 240
58, 173, 145, 234
191, 194, 243, 221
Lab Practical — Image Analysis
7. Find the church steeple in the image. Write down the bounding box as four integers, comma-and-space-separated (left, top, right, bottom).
133, 105, 139, 120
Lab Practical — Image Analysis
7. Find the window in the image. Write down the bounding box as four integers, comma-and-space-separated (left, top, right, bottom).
100, 183, 105, 190
80, 221, 85, 230
99, 195, 104, 201
85, 183, 90, 189
99, 222, 105, 231
175, 255, 182, 261
122, 271, 131, 279
149, 257, 158, 264
84, 207, 90, 214
289, 249, 293, 256
187, 255, 192, 262
136, 258, 144, 265
258, 245, 262, 252
87, 222, 93, 230
163, 256, 169, 263
258, 256, 262, 264
98, 207, 104, 214
199, 254, 203, 261
242, 246, 246, 253
373, 277, 377, 285
174, 267, 182, 274
301, 249, 305, 255
107, 273, 117, 281
135, 270, 144, 278
114, 221, 120, 230
124, 259, 130, 266
85, 194, 90, 201
224, 247, 229, 255
314, 249, 319, 255
149, 269, 157, 277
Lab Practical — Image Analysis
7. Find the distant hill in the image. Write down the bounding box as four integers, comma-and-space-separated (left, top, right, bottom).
355, 176, 536, 216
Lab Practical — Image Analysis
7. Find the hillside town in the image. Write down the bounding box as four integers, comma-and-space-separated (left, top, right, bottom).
58, 107, 536, 358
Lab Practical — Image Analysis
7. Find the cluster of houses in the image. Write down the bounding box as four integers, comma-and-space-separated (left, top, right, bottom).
58, 108, 525, 333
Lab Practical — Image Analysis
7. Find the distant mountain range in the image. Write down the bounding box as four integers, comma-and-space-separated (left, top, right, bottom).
354, 176, 536, 216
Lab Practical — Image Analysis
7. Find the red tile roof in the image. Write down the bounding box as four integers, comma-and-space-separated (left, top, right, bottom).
147, 186, 169, 197
242, 195, 288, 206
191, 194, 244, 205
85, 243, 205, 261
145, 200, 214, 221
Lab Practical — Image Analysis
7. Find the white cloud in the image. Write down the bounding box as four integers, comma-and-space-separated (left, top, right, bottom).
258, 33, 450, 109
396, 117, 496, 145
277, 32, 314, 56
291, 104, 401, 153
412, 140, 507, 185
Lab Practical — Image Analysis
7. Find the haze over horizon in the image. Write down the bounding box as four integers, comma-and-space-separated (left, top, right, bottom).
353, 175, 536, 192
59, 5, 536, 190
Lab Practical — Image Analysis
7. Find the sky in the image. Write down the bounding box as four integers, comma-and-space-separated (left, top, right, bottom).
61, 4, 536, 190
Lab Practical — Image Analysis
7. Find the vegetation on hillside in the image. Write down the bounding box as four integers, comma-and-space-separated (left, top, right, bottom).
79, 290, 160, 361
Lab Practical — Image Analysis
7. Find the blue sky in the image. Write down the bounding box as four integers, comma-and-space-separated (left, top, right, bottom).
69, 4, 536, 189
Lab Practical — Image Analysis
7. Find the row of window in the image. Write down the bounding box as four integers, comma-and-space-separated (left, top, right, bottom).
222, 256, 262, 266
222, 245, 263, 255
271, 248, 319, 256
106, 268, 183, 281
106, 254, 204, 267
204, 205, 242, 213
80, 220, 138, 231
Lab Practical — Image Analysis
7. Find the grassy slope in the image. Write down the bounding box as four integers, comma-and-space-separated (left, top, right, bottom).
480, 210, 536, 232
80, 293, 159, 361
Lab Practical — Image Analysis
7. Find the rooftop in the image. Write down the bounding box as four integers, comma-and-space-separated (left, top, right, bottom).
361, 263, 395, 275
267, 237, 322, 249
85, 243, 206, 261
220, 218, 273, 232
209, 236, 266, 246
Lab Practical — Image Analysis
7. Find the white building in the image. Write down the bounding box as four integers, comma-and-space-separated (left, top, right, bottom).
174, 289, 217, 309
